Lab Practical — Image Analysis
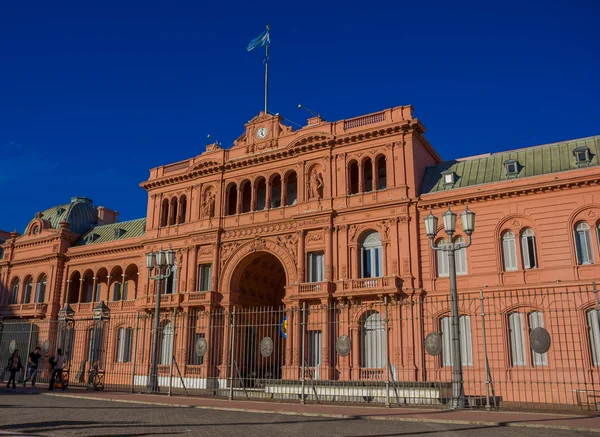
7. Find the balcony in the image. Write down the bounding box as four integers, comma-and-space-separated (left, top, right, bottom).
5, 303, 47, 317
337, 275, 402, 297
143, 293, 182, 309
289, 281, 333, 299
181, 291, 212, 306
106, 300, 137, 311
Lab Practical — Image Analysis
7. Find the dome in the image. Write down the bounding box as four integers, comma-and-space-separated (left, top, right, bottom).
25, 197, 98, 236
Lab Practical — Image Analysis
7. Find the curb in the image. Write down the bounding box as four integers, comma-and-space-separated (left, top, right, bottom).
42, 393, 600, 433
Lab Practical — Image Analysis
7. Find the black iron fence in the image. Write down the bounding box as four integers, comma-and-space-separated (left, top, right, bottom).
2, 283, 600, 410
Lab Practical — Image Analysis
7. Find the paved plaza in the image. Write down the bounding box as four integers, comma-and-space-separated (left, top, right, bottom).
0, 391, 599, 437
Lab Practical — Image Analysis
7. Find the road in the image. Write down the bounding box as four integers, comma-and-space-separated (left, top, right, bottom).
0, 393, 596, 437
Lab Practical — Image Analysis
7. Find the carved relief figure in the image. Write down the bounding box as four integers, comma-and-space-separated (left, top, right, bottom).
202, 191, 216, 218
308, 170, 324, 200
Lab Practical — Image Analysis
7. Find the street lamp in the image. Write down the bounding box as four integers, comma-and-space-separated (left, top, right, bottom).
88, 301, 110, 390
146, 247, 176, 393
425, 204, 475, 409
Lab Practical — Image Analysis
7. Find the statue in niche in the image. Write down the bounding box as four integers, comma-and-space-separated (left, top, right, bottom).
308, 170, 324, 200
202, 191, 216, 218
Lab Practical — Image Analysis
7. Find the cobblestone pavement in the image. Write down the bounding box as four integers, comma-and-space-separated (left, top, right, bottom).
0, 393, 597, 437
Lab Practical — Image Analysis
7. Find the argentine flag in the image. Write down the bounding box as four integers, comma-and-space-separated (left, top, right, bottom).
247, 27, 270, 52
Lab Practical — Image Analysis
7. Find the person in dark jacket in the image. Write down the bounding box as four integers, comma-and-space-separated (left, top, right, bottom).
5, 349, 23, 389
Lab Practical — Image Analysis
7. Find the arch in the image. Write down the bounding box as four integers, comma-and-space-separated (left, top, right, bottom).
22, 275, 33, 304
220, 238, 297, 299
375, 154, 387, 190
255, 177, 267, 211
284, 171, 297, 206
501, 231, 518, 272
81, 270, 95, 303
520, 228, 538, 269
35, 274, 47, 303
495, 213, 539, 237
160, 199, 169, 227
178, 195, 187, 224
109, 266, 124, 301
9, 277, 20, 305
348, 160, 359, 195
269, 174, 282, 208
95, 267, 109, 302
363, 157, 373, 192
123, 264, 139, 300
169, 197, 178, 226
67, 271, 81, 303
226, 183, 238, 216
240, 180, 252, 213
575, 221, 594, 265
567, 204, 600, 230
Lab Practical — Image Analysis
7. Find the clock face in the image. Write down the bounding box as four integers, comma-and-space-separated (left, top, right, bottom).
256, 127, 268, 140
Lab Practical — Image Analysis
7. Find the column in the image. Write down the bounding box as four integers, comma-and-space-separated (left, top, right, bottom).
250, 181, 256, 212
236, 186, 242, 214
358, 162, 364, 193
64, 280, 71, 306
283, 305, 294, 379
296, 230, 305, 283
188, 245, 198, 292
106, 276, 112, 302
92, 276, 98, 302
324, 226, 333, 282
351, 323, 360, 380
351, 245, 359, 280
281, 178, 287, 207
339, 300, 351, 380
78, 278, 84, 303
373, 159, 379, 191
265, 179, 272, 210
211, 242, 219, 292
320, 298, 331, 380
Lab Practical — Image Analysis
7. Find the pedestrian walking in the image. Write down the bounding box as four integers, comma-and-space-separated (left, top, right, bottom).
5, 349, 23, 389
48, 348, 65, 391
23, 347, 43, 387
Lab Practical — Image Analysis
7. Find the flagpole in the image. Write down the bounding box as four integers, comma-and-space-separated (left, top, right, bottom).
264, 23, 270, 114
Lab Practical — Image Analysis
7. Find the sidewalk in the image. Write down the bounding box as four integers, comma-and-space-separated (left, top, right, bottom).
22, 387, 598, 433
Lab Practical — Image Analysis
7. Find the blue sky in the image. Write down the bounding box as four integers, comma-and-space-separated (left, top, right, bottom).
1, 1, 598, 232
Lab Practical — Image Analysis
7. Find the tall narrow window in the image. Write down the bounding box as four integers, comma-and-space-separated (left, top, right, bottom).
307, 252, 324, 282
164, 274, 174, 294
198, 264, 212, 291
270, 175, 282, 208
22, 277, 33, 304
112, 282, 122, 301
587, 309, 600, 366
361, 311, 386, 368
179, 195, 187, 224
94, 283, 101, 302
122, 280, 129, 300
169, 197, 178, 226
35, 276, 47, 303
10, 279, 19, 304
441, 315, 473, 366
349, 161, 359, 195
160, 199, 169, 227
436, 239, 449, 277
508, 312, 527, 366
360, 232, 383, 278
502, 231, 518, 271
575, 222, 594, 265
364, 158, 373, 192
255, 178, 267, 211
160, 322, 174, 365
455, 237, 468, 275
241, 181, 252, 213
528, 311, 548, 366
521, 229, 538, 269
227, 184, 238, 215
376, 155, 387, 190
116, 327, 132, 363
307, 330, 322, 369
286, 172, 297, 206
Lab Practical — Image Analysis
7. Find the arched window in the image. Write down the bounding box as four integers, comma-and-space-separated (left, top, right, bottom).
10, 278, 19, 304
226, 184, 238, 216
255, 178, 267, 211
178, 195, 187, 224
241, 180, 252, 213
441, 315, 473, 366
575, 222, 594, 265
587, 309, 600, 366
521, 229, 538, 269
502, 231, 518, 271
169, 197, 178, 226
455, 236, 467, 275
376, 155, 387, 190
116, 327, 133, 363
112, 281, 122, 301
160, 322, 174, 365
35, 275, 47, 303
22, 277, 33, 304
285, 172, 297, 206
361, 311, 385, 368
436, 239, 449, 277
270, 175, 282, 208
348, 161, 359, 195
160, 199, 169, 227
363, 158, 373, 192
360, 231, 383, 278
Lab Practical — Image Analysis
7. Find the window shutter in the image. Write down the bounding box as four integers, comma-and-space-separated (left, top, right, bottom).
441, 317, 452, 367
588, 310, 600, 366
509, 313, 526, 366
529, 312, 548, 366
521, 235, 530, 269
460, 316, 473, 366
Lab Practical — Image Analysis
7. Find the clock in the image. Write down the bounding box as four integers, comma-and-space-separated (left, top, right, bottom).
256, 127, 268, 140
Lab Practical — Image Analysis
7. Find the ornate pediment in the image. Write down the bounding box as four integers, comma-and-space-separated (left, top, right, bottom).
231, 111, 294, 154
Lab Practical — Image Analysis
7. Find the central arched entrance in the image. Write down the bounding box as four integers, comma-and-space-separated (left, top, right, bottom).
229, 251, 288, 382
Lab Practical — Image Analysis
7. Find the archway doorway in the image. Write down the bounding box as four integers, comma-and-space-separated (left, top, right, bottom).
229, 251, 287, 382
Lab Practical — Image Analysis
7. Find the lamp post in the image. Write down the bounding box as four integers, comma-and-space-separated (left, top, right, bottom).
146, 247, 176, 393
88, 301, 110, 390
58, 303, 75, 384
424, 204, 475, 409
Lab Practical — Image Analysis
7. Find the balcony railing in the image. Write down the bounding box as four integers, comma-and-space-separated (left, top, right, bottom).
6, 303, 47, 316
106, 300, 136, 311
297, 281, 332, 294
145, 293, 182, 307
360, 368, 385, 380
340, 276, 402, 294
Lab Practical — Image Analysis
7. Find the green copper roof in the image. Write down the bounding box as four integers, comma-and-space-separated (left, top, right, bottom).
75, 218, 146, 246
421, 135, 600, 194
25, 197, 98, 235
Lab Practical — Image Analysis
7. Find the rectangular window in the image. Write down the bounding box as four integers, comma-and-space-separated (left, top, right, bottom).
122, 280, 129, 300
198, 264, 212, 291
94, 284, 101, 302
116, 328, 132, 363
307, 330, 322, 367
503, 236, 518, 271
575, 229, 593, 265
441, 316, 473, 366
587, 310, 600, 366
528, 312, 548, 366
509, 313, 526, 366
307, 252, 324, 282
